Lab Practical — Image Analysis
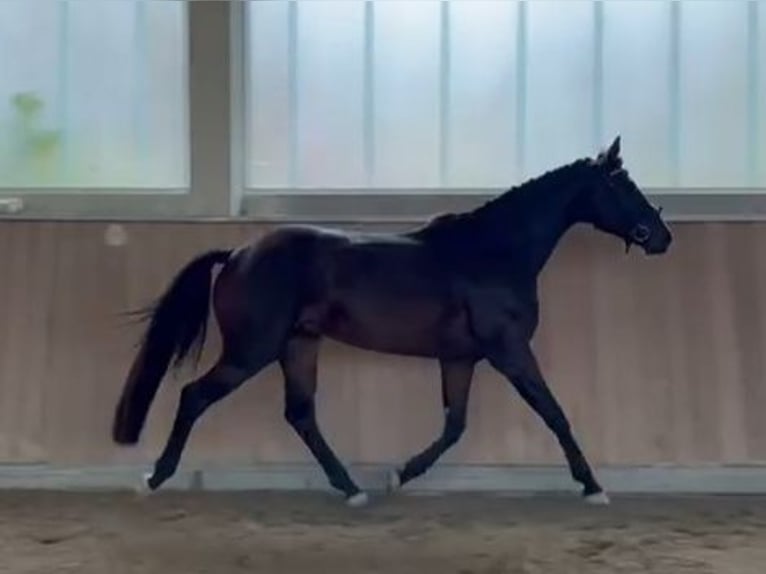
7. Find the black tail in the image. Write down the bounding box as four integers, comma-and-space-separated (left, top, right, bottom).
112, 249, 232, 445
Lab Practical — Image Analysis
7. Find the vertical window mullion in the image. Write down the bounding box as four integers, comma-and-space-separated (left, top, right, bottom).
133, 0, 148, 183
229, 0, 246, 215
439, 0, 451, 188
593, 0, 604, 150
748, 0, 760, 186
187, 0, 231, 215
56, 1, 70, 180
515, 1, 527, 181
287, 0, 298, 188
363, 0, 375, 187
669, 0, 681, 187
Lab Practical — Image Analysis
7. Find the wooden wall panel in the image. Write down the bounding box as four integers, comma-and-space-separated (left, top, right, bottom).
1, 220, 766, 469
0, 223, 55, 462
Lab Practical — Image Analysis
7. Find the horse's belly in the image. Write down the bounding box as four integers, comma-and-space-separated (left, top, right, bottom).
311, 297, 476, 359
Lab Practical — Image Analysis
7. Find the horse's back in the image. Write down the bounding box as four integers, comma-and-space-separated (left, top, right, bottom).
227, 224, 475, 358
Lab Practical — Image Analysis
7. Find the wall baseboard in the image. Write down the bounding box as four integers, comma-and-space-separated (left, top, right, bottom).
0, 463, 765, 494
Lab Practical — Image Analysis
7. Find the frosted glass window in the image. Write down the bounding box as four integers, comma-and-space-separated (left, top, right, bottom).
0, 0, 187, 189
245, 0, 766, 192
525, 1, 594, 178
246, 1, 290, 188
373, 1, 440, 188
0, 5, 59, 188
296, 2, 365, 187
603, 1, 673, 188
449, 1, 518, 188
680, 1, 749, 188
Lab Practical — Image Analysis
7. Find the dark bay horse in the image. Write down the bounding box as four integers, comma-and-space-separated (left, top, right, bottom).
112, 137, 672, 507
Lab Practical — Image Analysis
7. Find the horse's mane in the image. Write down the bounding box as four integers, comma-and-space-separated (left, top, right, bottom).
414, 157, 592, 237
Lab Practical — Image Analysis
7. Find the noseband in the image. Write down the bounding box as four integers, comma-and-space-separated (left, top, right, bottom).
624, 206, 662, 253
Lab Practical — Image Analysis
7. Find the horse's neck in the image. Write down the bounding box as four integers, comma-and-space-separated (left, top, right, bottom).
478, 176, 583, 276
521, 207, 577, 275
413, 163, 587, 275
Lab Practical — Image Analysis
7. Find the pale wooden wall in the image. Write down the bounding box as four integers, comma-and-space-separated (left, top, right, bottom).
1, 220, 765, 470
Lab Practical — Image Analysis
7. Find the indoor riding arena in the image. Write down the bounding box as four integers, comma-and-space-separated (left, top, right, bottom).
1, 1, 766, 573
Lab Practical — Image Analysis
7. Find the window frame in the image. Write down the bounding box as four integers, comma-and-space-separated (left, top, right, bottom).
1, 0, 765, 223
0, 1, 232, 221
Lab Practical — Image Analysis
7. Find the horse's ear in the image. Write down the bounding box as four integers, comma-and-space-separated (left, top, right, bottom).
606, 135, 621, 161
597, 135, 623, 170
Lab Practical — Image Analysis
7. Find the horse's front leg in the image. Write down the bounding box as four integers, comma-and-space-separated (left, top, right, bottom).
484, 329, 608, 504
389, 359, 475, 490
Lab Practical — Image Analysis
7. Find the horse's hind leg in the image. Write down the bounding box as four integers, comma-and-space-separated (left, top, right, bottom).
144, 273, 291, 491
144, 349, 273, 491
389, 359, 475, 490
280, 333, 366, 506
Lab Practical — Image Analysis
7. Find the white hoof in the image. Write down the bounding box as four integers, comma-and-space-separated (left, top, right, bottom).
346, 491, 369, 508
584, 491, 610, 506
387, 469, 402, 492
135, 472, 154, 497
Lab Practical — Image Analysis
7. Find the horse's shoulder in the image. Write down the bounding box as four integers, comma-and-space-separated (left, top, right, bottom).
459, 278, 539, 340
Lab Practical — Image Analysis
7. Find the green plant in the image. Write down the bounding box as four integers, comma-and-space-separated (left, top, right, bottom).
0, 91, 62, 185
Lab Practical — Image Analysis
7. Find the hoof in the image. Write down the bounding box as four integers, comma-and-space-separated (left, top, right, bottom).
346, 491, 369, 508
387, 468, 402, 492
135, 472, 155, 498
584, 491, 610, 506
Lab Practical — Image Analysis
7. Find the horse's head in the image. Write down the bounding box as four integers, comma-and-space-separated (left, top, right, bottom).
581, 136, 672, 255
